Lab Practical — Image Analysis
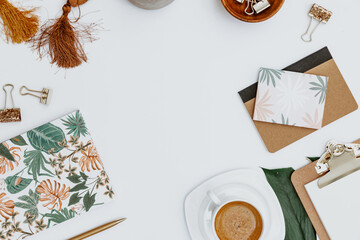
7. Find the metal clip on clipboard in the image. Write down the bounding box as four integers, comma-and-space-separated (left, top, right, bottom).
315, 141, 360, 188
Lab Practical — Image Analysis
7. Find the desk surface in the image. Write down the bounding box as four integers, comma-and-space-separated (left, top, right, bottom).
0, 0, 359, 239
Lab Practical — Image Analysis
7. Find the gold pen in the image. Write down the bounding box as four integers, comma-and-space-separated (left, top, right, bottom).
69, 218, 126, 240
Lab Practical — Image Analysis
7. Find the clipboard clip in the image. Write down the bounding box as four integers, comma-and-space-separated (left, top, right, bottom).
315, 141, 360, 188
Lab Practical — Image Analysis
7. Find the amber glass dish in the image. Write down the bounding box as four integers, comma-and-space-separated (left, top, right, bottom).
221, 0, 285, 23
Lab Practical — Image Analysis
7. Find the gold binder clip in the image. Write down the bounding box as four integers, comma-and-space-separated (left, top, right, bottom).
20, 86, 51, 105
301, 4, 332, 42
0, 84, 21, 123
253, 0, 270, 14
315, 141, 360, 188
244, 0, 270, 15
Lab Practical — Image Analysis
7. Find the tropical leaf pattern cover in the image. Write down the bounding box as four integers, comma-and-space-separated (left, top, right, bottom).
0, 111, 114, 239
254, 68, 328, 129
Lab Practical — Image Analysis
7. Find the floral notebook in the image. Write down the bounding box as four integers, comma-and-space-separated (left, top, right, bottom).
253, 68, 328, 130
0, 111, 114, 239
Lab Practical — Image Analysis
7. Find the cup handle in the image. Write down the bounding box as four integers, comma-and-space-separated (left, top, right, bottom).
207, 190, 221, 206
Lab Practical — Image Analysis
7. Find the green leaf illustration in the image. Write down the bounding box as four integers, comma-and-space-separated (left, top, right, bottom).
67, 174, 82, 184
272, 114, 296, 126
282, 114, 288, 125
27, 123, 66, 154
262, 168, 316, 240
83, 192, 96, 212
80, 172, 88, 181
15, 189, 39, 224
69, 182, 88, 192
69, 192, 82, 206
62, 111, 88, 137
6, 176, 32, 194
10, 135, 27, 146
44, 208, 76, 227
309, 76, 328, 104
259, 68, 284, 87
24, 150, 54, 182
0, 143, 14, 162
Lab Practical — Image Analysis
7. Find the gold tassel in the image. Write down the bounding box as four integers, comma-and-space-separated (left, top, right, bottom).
0, 0, 39, 43
69, 0, 88, 7
30, 1, 97, 69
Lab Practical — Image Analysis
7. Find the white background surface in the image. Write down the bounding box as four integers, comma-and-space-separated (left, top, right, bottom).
0, 0, 359, 239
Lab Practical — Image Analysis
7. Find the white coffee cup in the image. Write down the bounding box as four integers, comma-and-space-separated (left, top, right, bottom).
206, 185, 267, 240
207, 190, 241, 239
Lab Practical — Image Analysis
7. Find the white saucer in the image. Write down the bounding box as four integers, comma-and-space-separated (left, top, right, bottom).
184, 168, 285, 240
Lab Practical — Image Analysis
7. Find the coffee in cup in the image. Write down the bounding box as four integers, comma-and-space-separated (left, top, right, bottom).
214, 201, 263, 240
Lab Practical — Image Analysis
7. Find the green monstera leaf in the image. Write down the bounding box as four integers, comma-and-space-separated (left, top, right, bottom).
262, 168, 316, 240
6, 176, 32, 194
0, 143, 14, 161
307, 157, 320, 162
27, 123, 66, 153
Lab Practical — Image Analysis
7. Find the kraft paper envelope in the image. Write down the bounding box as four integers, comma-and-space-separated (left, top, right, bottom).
239, 47, 358, 153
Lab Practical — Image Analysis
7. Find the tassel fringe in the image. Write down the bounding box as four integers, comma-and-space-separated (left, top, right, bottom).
0, 0, 39, 43
30, 2, 97, 68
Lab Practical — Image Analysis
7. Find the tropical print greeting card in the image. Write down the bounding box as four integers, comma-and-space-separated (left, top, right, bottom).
0, 111, 114, 239
253, 68, 328, 129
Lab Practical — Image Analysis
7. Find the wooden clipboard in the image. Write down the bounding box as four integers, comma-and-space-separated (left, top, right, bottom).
291, 139, 360, 240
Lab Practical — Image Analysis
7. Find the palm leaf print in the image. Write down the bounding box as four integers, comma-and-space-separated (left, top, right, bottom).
259, 68, 284, 87
254, 89, 274, 121
62, 111, 88, 138
272, 114, 296, 126
309, 76, 328, 104
302, 109, 321, 129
